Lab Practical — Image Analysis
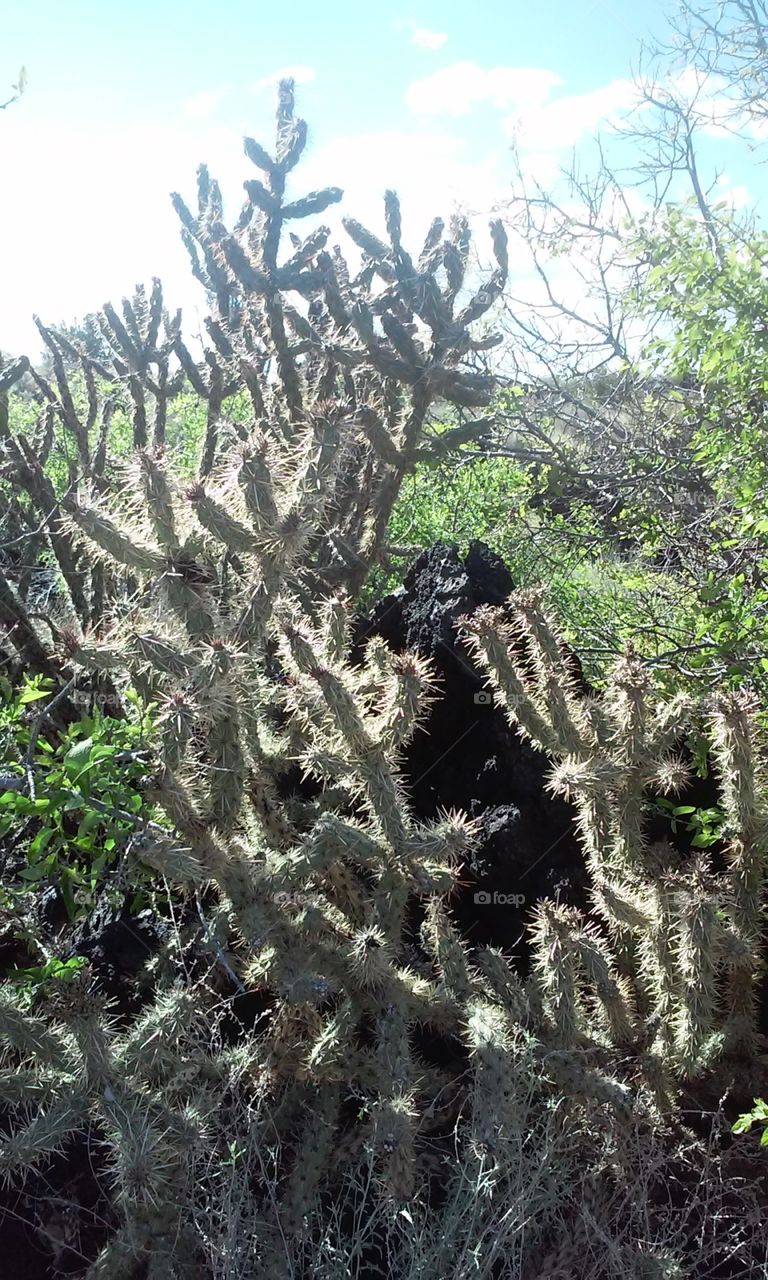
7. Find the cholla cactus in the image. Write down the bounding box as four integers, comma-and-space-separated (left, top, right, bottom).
460, 591, 768, 1080
4, 77, 764, 1280
0, 84, 513, 1239
0, 76, 508, 658
0, 973, 216, 1277
708, 691, 768, 1055
39, 493, 489, 1225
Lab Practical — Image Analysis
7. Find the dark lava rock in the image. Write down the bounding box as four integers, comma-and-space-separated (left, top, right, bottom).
358, 539, 515, 662
64, 895, 173, 1013
353, 539, 747, 981
354, 540, 588, 960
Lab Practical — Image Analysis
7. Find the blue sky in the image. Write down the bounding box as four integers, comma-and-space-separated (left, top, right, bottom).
0, 0, 760, 356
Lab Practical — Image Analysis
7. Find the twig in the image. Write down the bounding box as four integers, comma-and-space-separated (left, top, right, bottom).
195, 889, 246, 992
24, 678, 75, 799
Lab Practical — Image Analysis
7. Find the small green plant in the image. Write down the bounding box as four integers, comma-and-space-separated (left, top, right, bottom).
653, 797, 726, 849
733, 1098, 768, 1147
6, 953, 88, 995
0, 674, 156, 921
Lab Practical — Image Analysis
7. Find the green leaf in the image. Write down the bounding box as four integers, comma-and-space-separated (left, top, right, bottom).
78, 810, 103, 837
18, 688, 50, 704
690, 832, 717, 848
63, 745, 97, 785
732, 1115, 753, 1134
29, 827, 55, 857
0, 790, 26, 810
19, 863, 47, 882
59, 870, 77, 921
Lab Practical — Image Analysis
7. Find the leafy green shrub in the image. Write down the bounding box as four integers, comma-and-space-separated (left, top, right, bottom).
734, 1098, 768, 1147
0, 673, 155, 921
5, 953, 88, 997
375, 447, 683, 686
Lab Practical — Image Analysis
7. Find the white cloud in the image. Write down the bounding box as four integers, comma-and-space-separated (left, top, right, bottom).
644, 65, 766, 142
406, 61, 561, 117
498, 184, 655, 373
2, 58, 729, 370
411, 25, 448, 50
0, 109, 524, 363
663, 65, 768, 148
715, 173, 752, 210
506, 79, 639, 150
393, 19, 448, 50
407, 64, 640, 154
253, 65, 316, 93
510, 150, 563, 189
0, 116, 460, 357
182, 88, 227, 119
301, 129, 492, 234
296, 127, 528, 285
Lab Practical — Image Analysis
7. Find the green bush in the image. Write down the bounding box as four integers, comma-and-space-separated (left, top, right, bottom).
0, 674, 156, 922
375, 448, 683, 686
